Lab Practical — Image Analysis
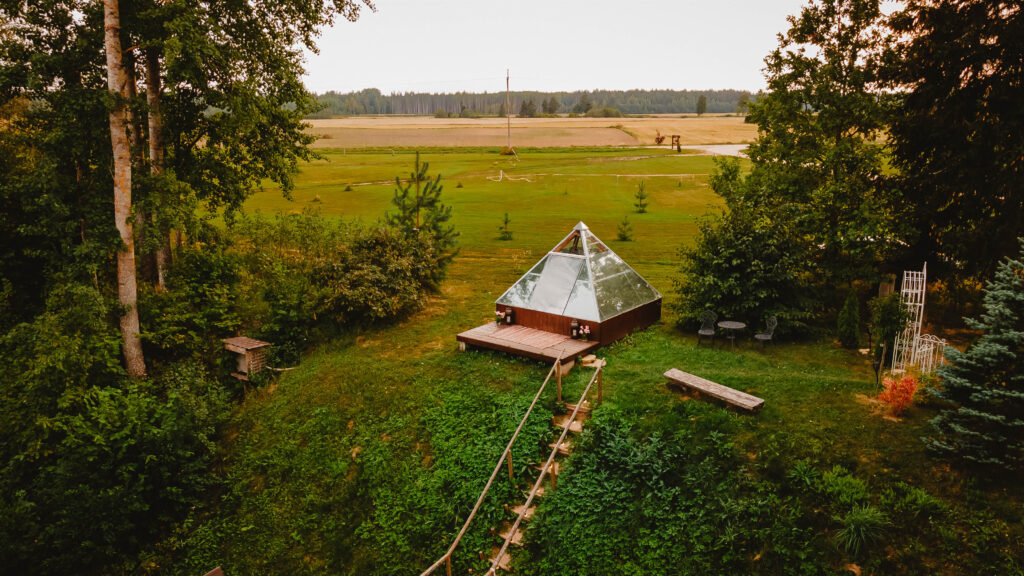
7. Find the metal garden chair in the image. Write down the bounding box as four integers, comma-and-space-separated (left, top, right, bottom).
754, 316, 778, 348
697, 310, 717, 346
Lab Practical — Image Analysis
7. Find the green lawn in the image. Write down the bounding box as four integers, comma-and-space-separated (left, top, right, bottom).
170, 147, 1022, 575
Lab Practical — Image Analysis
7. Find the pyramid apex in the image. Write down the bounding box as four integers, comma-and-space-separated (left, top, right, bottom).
573, 221, 589, 231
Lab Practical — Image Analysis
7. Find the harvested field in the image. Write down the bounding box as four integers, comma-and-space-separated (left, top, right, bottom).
307, 115, 756, 148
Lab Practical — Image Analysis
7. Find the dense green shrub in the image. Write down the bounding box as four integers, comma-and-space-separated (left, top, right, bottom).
319, 227, 443, 325
517, 405, 828, 575
0, 285, 227, 574
673, 159, 818, 335
226, 209, 455, 363
584, 106, 623, 118
837, 288, 860, 347
673, 203, 817, 335
140, 246, 242, 364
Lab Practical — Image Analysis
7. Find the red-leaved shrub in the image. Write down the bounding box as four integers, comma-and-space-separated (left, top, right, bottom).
879, 376, 919, 415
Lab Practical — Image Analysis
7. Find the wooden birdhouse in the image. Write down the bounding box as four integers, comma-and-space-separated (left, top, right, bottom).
222, 336, 271, 381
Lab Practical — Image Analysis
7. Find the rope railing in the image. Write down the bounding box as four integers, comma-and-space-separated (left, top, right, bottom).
486, 360, 604, 575
419, 354, 563, 576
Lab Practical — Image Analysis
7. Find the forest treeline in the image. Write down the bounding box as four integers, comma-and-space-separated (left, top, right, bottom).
307, 88, 753, 117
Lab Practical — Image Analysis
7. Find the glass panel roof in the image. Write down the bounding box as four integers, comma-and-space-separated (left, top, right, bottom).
527, 254, 583, 314
496, 222, 661, 321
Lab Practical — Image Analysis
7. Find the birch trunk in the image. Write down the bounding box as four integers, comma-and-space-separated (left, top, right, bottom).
104, 0, 147, 378
146, 48, 169, 289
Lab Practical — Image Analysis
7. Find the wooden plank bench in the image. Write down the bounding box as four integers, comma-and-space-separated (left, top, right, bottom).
664, 368, 764, 412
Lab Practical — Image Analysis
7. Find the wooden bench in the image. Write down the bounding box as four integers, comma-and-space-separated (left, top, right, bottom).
664, 368, 764, 412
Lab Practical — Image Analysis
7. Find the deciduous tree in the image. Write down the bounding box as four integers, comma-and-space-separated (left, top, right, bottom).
744, 0, 896, 285
883, 0, 1024, 280
104, 0, 146, 377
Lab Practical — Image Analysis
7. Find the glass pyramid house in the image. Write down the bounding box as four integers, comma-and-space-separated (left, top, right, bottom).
496, 222, 662, 323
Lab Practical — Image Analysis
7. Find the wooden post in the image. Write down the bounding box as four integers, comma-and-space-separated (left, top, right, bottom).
597, 366, 603, 406
446, 554, 452, 576
551, 466, 557, 491
506, 451, 513, 481
557, 365, 563, 403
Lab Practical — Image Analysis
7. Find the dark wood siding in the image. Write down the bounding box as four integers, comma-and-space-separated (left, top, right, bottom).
496, 305, 601, 341
597, 299, 662, 345
496, 298, 661, 348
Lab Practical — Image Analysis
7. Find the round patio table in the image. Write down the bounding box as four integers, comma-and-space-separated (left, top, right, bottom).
717, 320, 747, 350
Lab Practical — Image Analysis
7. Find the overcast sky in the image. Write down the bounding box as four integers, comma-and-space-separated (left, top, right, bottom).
302, 0, 810, 95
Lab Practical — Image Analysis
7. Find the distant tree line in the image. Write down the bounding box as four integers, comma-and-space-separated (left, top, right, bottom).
308, 88, 754, 117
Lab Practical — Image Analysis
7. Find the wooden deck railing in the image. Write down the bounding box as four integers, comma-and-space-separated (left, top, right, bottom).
419, 354, 563, 576
486, 361, 604, 575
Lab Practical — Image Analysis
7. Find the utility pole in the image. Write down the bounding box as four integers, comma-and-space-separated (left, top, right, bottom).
506, 69, 511, 151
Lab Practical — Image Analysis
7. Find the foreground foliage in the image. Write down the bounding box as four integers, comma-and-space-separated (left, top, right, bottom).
0, 285, 227, 574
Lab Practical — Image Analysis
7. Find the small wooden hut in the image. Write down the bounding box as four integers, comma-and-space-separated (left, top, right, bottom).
223, 336, 271, 381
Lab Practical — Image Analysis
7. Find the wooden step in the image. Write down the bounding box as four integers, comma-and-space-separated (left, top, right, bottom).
511, 503, 536, 520
565, 401, 592, 414
552, 414, 584, 433
525, 485, 547, 498
548, 440, 573, 456
488, 546, 513, 571
498, 525, 524, 546
531, 461, 561, 476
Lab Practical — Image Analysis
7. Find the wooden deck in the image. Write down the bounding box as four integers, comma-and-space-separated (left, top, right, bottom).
457, 322, 599, 365
664, 368, 765, 412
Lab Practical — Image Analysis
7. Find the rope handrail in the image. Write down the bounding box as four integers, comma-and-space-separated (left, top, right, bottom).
420, 353, 563, 576
486, 361, 604, 575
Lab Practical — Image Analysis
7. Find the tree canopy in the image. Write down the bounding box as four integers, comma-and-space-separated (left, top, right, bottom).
883, 0, 1024, 279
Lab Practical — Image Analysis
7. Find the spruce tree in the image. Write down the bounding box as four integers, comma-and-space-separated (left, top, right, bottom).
927, 240, 1024, 472
617, 216, 633, 241
498, 213, 512, 241
634, 180, 649, 213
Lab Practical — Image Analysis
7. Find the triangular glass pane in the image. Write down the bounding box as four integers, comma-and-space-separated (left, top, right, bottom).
497, 255, 549, 308
562, 264, 599, 321
528, 254, 583, 314
589, 249, 632, 281
584, 231, 608, 254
